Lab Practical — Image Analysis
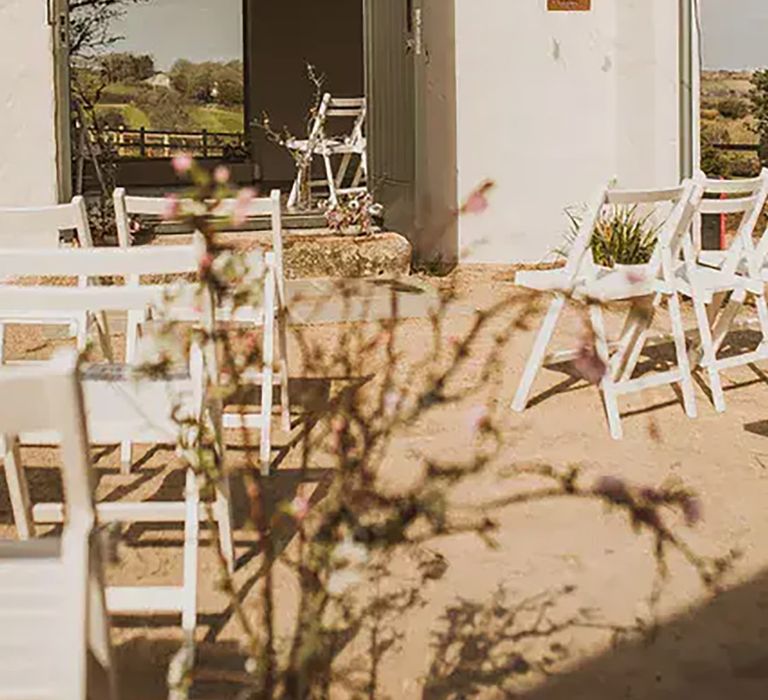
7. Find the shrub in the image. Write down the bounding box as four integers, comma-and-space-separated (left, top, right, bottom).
135, 87, 192, 131
717, 97, 750, 120
97, 107, 128, 130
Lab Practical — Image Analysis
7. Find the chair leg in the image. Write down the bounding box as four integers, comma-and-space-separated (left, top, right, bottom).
4, 434, 35, 539
589, 305, 623, 440
322, 152, 339, 206
288, 158, 305, 210
120, 311, 141, 475
619, 302, 657, 383
335, 152, 352, 190
88, 555, 119, 700
667, 292, 698, 419
181, 467, 200, 644
260, 367, 274, 477
610, 300, 653, 381
512, 295, 566, 412
277, 315, 291, 432
691, 296, 725, 412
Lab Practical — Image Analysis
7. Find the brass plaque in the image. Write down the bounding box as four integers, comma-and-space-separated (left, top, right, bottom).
548, 0, 591, 10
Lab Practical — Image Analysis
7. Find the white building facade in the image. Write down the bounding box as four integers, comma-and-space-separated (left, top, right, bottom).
0, 1, 699, 264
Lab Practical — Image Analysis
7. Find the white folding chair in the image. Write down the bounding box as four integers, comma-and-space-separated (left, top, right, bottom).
683, 171, 768, 410
0, 243, 279, 655
0, 197, 95, 359
513, 180, 705, 439
286, 93, 368, 209
115, 187, 292, 456
0, 353, 118, 700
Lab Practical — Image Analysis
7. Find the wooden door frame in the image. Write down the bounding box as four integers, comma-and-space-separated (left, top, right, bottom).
51, 0, 72, 202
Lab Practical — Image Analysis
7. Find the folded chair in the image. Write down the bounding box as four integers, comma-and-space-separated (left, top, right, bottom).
286, 93, 367, 209
114, 187, 292, 448
683, 170, 768, 410
0, 197, 96, 360
0, 353, 117, 700
0, 242, 278, 656
513, 180, 705, 439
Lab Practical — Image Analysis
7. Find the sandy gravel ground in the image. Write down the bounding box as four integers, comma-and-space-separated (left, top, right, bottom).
2, 264, 768, 699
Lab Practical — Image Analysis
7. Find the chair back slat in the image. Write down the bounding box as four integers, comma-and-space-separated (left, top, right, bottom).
0, 242, 201, 278
0, 197, 93, 249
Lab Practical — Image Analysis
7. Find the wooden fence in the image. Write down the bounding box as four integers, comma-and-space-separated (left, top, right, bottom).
94, 127, 246, 159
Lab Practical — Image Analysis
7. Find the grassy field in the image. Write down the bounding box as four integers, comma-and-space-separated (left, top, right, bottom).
701, 70, 760, 177
95, 82, 244, 133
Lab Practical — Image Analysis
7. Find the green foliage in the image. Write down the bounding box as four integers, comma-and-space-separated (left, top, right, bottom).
100, 52, 155, 83
750, 69, 768, 164
700, 122, 731, 178
170, 59, 244, 107
564, 206, 659, 267
97, 106, 128, 129
717, 97, 750, 120
135, 88, 191, 131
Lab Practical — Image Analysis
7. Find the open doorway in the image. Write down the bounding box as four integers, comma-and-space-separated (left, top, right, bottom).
244, 0, 365, 188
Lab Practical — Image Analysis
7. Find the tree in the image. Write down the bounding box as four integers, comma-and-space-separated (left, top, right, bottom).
101, 52, 155, 83
750, 69, 768, 164
135, 87, 191, 131
68, 0, 148, 58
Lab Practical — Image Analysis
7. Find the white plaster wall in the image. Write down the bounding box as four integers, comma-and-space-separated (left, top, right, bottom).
455, 0, 680, 263
0, 1, 59, 206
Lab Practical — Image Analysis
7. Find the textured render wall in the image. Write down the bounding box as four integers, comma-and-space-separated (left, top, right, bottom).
454, 0, 680, 264
0, 1, 59, 206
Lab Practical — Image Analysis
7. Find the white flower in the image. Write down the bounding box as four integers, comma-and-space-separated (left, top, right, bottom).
244, 657, 258, 674
326, 569, 363, 596
332, 535, 369, 567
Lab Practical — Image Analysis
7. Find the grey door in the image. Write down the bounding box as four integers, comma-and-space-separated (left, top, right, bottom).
364, 0, 417, 236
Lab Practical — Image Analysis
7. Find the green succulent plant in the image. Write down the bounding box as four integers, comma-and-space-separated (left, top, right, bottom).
561, 204, 659, 267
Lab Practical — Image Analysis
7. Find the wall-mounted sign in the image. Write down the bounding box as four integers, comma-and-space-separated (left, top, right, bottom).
548, 0, 591, 10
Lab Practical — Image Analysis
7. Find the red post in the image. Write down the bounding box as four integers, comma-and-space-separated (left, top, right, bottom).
720, 188, 727, 250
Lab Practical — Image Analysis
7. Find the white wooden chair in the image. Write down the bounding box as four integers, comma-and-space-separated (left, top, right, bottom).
0, 197, 95, 360
0, 352, 118, 700
115, 187, 292, 456
683, 170, 768, 410
512, 180, 706, 439
0, 242, 281, 654
286, 93, 368, 209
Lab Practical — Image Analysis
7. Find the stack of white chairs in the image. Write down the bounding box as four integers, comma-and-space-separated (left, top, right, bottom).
684, 169, 768, 411
114, 187, 292, 470
513, 172, 768, 437
0, 353, 118, 700
286, 92, 368, 209
0, 239, 278, 658
0, 197, 96, 360
513, 180, 706, 438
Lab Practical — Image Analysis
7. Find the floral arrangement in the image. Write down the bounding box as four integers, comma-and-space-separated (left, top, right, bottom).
322, 192, 384, 236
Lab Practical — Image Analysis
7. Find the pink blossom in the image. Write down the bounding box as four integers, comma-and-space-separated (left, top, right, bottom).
288, 496, 310, 522
213, 165, 230, 184
574, 342, 607, 385
682, 496, 703, 526
198, 252, 214, 275
233, 187, 256, 226
460, 180, 495, 215
468, 405, 491, 434
162, 195, 181, 221
172, 153, 193, 176
624, 267, 648, 285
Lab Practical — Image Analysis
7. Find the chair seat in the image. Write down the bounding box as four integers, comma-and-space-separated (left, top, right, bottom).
514, 268, 571, 292
673, 264, 758, 300
698, 250, 728, 269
